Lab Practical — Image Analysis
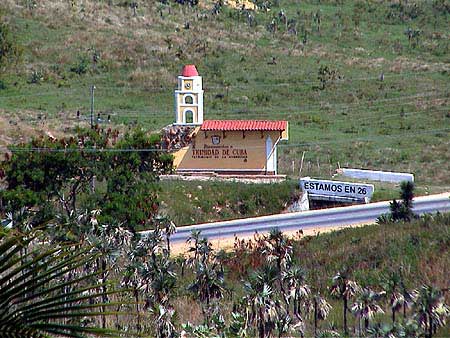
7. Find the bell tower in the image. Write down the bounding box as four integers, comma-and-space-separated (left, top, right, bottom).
174, 64, 204, 125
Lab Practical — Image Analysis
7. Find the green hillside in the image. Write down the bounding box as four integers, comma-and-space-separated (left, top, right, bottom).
0, 0, 449, 189
207, 212, 450, 337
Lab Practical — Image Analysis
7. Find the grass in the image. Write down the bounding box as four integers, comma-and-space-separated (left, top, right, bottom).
0, 0, 449, 214
157, 178, 430, 226
158, 179, 300, 225
215, 212, 450, 336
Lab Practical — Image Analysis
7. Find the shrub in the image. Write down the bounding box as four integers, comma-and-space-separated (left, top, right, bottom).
70, 56, 90, 75
0, 19, 22, 71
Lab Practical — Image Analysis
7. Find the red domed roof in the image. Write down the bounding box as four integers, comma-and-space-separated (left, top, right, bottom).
181, 64, 199, 77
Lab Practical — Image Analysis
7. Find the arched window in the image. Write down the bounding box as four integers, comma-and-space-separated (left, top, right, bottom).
184, 110, 194, 124
184, 95, 194, 104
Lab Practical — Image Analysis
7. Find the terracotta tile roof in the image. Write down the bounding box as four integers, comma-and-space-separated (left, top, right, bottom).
201, 120, 288, 131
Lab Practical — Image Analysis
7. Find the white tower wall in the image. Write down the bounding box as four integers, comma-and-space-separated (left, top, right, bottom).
174, 74, 204, 125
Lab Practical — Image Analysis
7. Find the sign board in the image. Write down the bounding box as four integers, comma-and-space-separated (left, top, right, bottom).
175, 129, 282, 172
300, 178, 374, 201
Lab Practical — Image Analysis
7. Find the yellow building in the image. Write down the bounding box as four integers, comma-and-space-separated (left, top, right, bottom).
169, 65, 288, 176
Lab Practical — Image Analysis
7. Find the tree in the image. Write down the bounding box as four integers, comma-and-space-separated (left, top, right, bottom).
186, 233, 225, 323
317, 65, 342, 90
86, 219, 133, 328
329, 271, 359, 335
0, 17, 22, 76
412, 285, 449, 338
281, 265, 310, 320
243, 281, 278, 338
1, 129, 107, 216
263, 228, 293, 274
312, 293, 332, 336
351, 287, 385, 333
0, 128, 173, 231
379, 181, 416, 223
400, 180, 414, 211
382, 269, 405, 323
0, 229, 134, 337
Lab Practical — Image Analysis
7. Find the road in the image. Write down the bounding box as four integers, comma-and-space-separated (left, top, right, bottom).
142, 193, 450, 243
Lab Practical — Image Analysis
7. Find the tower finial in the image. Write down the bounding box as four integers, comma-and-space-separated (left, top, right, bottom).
181, 64, 199, 77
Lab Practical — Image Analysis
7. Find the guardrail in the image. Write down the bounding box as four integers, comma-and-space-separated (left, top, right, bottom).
141, 194, 450, 243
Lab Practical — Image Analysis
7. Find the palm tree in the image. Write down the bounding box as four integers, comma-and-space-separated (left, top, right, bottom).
185, 232, 225, 322
150, 303, 176, 338
398, 266, 415, 318
122, 227, 166, 332
87, 222, 133, 328
185, 230, 203, 269
312, 292, 332, 336
329, 271, 359, 335
121, 260, 142, 331
227, 311, 248, 337
154, 215, 176, 255
263, 228, 293, 274
187, 259, 225, 322
412, 285, 449, 338
274, 303, 292, 338
0, 229, 133, 337
263, 228, 293, 307
139, 255, 177, 308
134, 224, 177, 333
281, 265, 310, 320
243, 281, 278, 338
382, 270, 404, 323
351, 287, 385, 333
215, 249, 228, 275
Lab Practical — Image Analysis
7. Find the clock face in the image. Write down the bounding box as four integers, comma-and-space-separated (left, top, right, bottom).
184, 82, 191, 89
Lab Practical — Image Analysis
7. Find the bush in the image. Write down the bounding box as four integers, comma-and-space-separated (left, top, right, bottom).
70, 56, 90, 75
27, 69, 44, 84
0, 19, 22, 70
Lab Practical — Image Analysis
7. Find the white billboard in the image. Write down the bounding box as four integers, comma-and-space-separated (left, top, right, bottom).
300, 178, 374, 201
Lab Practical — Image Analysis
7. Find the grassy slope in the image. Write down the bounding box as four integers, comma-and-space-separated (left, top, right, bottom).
206, 212, 450, 336
300, 214, 450, 334
157, 178, 428, 226
158, 179, 300, 225
0, 0, 449, 221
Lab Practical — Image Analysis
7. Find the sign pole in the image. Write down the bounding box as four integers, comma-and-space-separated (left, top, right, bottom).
90, 85, 95, 129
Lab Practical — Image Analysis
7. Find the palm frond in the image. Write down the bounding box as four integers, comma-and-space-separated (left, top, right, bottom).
0, 230, 136, 337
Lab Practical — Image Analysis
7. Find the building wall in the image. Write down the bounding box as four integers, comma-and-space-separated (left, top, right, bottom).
173, 129, 283, 173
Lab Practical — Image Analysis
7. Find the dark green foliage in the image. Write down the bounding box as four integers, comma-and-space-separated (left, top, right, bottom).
69, 56, 90, 75
386, 1, 424, 23
377, 181, 416, 223
0, 18, 22, 71
317, 65, 342, 90
0, 128, 173, 230
432, 0, 450, 14
400, 181, 414, 209
390, 181, 415, 222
